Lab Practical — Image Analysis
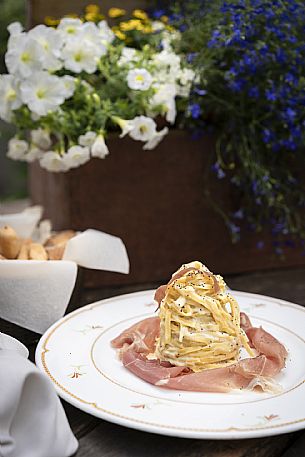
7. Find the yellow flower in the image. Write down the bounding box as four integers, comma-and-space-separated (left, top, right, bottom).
161, 15, 169, 23
114, 29, 126, 40
85, 4, 100, 14
120, 19, 141, 31
85, 12, 104, 21
132, 9, 148, 21
141, 25, 153, 34
44, 16, 60, 26
108, 7, 126, 18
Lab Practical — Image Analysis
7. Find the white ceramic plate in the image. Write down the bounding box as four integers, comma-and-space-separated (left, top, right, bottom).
36, 290, 305, 439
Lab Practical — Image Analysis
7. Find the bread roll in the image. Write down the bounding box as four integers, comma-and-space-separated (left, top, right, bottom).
45, 230, 76, 247
0, 226, 22, 259
29, 243, 48, 260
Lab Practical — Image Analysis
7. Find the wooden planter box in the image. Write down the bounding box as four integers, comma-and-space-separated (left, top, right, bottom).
29, 131, 305, 288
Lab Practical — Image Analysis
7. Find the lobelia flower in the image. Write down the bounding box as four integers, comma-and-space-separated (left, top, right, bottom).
20, 71, 71, 116
30, 128, 51, 150
40, 151, 68, 172
28, 24, 63, 71
5, 32, 42, 78
127, 69, 153, 91
91, 134, 109, 159
63, 145, 90, 169
143, 127, 169, 150
0, 74, 22, 122
78, 131, 97, 147
7, 138, 29, 160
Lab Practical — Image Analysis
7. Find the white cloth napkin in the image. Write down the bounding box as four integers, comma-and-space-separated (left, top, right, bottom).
0, 334, 78, 457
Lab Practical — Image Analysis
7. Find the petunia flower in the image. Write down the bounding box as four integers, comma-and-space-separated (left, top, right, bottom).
91, 134, 109, 159
127, 69, 153, 91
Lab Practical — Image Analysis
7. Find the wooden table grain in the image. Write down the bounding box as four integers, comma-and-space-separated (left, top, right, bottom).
1, 267, 305, 457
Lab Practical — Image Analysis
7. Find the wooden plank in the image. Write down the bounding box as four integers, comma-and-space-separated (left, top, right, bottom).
29, 132, 305, 288
227, 268, 305, 306
29, 0, 150, 25
76, 419, 294, 457
280, 431, 305, 457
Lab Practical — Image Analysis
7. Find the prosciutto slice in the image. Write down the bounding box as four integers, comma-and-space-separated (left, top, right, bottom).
111, 313, 287, 393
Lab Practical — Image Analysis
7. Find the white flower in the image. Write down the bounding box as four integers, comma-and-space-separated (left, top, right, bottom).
153, 50, 181, 74
98, 20, 115, 44
20, 72, 71, 116
151, 83, 177, 124
143, 127, 168, 150
151, 21, 165, 32
30, 128, 51, 150
62, 37, 102, 74
7, 138, 29, 160
161, 30, 181, 51
63, 145, 90, 169
91, 134, 109, 159
112, 117, 135, 138
127, 69, 153, 91
57, 18, 83, 38
0, 75, 22, 121
80, 22, 107, 53
7, 22, 23, 36
62, 75, 76, 98
118, 47, 138, 66
128, 116, 157, 142
40, 151, 68, 172
28, 25, 63, 71
5, 33, 42, 78
178, 68, 196, 85
78, 131, 97, 147
24, 146, 43, 163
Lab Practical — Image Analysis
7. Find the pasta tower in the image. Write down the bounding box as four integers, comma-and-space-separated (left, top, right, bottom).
154, 261, 253, 372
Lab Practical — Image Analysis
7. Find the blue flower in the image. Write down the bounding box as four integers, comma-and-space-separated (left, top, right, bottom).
211, 162, 226, 179
228, 78, 246, 92
256, 241, 265, 250
208, 29, 222, 47
179, 24, 188, 32
189, 103, 201, 119
227, 222, 241, 240
248, 86, 259, 98
265, 89, 277, 101
233, 209, 244, 219
262, 129, 274, 144
194, 87, 207, 96
283, 108, 296, 121
187, 52, 198, 63
152, 9, 165, 19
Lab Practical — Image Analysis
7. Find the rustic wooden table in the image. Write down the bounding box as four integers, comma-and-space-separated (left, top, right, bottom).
1, 266, 305, 457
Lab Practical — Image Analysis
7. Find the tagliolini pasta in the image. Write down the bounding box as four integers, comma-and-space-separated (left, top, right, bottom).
153, 261, 254, 372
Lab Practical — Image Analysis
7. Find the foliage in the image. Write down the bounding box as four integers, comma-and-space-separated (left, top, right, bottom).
161, 0, 305, 250
1, 4, 195, 171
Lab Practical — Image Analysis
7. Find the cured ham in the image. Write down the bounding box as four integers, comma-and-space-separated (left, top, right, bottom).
111, 313, 287, 393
